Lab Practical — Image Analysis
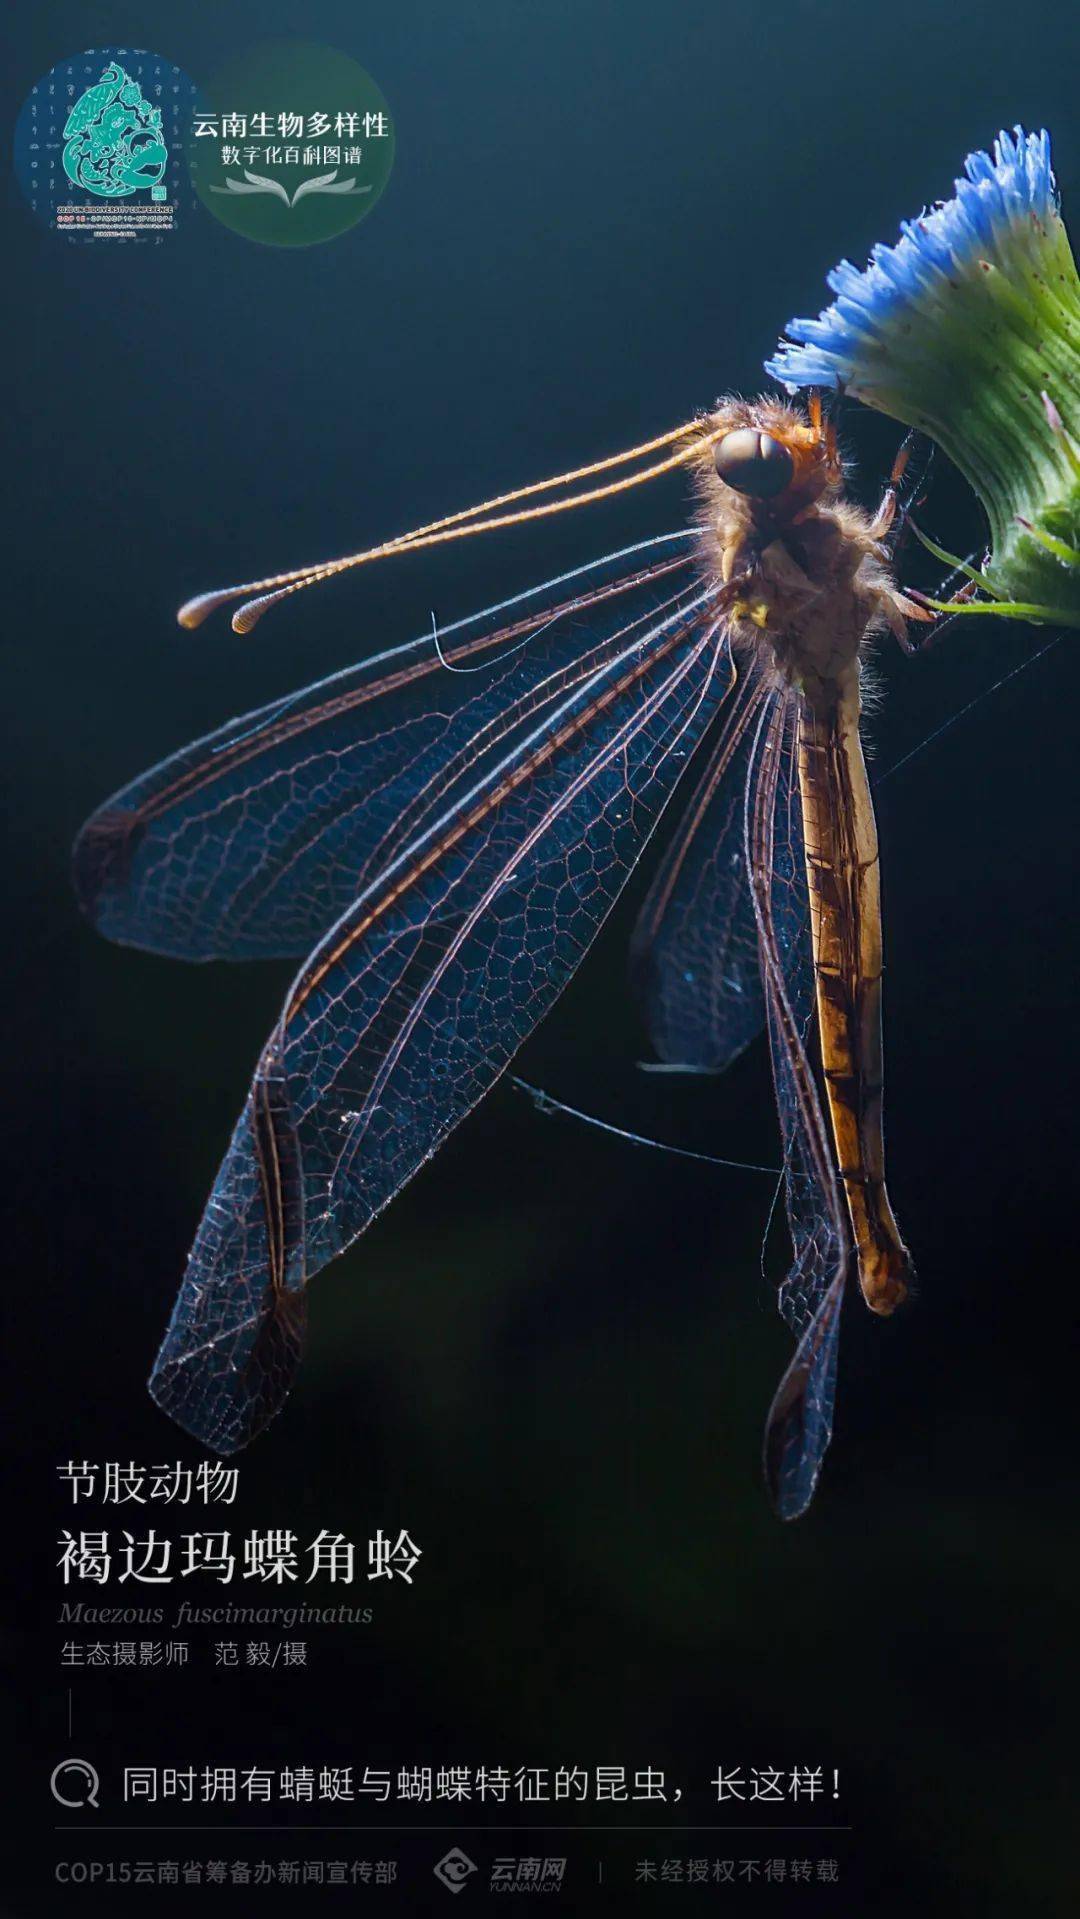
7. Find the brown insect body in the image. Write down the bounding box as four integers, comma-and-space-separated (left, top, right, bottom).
696, 395, 910, 704
80, 393, 932, 1499
697, 397, 916, 1317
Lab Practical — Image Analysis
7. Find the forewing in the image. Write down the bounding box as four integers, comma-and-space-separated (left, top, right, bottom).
743, 692, 849, 1521
630, 664, 770, 1073
149, 587, 730, 1451
74, 538, 695, 961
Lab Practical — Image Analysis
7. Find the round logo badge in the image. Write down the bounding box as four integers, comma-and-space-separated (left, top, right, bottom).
187, 41, 394, 248
14, 48, 198, 241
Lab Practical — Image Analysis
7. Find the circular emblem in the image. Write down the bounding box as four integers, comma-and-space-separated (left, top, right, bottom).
187, 40, 394, 248
14, 48, 198, 241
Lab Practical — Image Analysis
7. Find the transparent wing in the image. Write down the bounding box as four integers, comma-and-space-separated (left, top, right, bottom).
629, 664, 771, 1072
744, 690, 849, 1521
149, 587, 731, 1451
74, 537, 696, 961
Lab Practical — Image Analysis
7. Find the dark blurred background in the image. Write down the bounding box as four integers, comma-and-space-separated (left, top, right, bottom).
5, 1, 1078, 1912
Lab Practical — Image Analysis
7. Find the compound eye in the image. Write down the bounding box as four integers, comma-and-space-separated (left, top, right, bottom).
714, 428, 794, 499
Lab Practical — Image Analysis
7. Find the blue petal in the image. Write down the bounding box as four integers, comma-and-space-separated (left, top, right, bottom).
767, 129, 1058, 392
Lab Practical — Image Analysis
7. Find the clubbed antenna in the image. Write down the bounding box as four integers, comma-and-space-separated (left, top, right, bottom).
177, 419, 728, 635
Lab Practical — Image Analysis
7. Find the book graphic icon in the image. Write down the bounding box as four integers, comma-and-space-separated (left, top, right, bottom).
210, 168, 372, 208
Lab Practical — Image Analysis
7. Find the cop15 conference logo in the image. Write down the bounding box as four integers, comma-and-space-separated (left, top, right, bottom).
14, 48, 197, 241
15, 41, 394, 248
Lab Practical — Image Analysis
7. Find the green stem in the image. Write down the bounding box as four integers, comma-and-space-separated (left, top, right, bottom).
918, 594, 1080, 628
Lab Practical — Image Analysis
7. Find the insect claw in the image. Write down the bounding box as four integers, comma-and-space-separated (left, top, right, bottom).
893, 590, 936, 621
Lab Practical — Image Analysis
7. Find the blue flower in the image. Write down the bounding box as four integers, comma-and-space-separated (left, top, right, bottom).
765, 129, 1080, 625
765, 129, 1057, 400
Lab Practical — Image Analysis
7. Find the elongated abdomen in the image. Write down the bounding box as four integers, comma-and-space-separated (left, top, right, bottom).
797, 676, 912, 1314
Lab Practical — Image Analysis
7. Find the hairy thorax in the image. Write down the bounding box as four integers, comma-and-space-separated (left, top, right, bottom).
693, 398, 909, 712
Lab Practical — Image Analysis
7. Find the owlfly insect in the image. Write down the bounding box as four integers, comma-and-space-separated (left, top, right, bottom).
75, 395, 933, 1517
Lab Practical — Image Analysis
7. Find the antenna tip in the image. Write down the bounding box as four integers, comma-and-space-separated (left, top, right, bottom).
176, 590, 229, 630
232, 594, 273, 634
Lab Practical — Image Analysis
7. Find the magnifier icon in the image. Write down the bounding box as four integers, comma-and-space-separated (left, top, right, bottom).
50, 1759, 100, 1809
